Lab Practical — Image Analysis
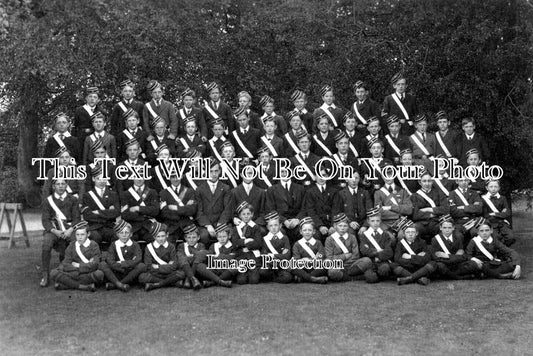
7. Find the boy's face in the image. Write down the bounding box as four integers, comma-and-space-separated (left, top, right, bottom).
437, 119, 449, 131
209, 88, 221, 102
133, 178, 145, 187
322, 91, 334, 105
394, 79, 407, 94
267, 219, 281, 234
367, 121, 380, 135
440, 222, 454, 237
185, 122, 197, 135
344, 118, 356, 131
154, 123, 166, 136
86, 93, 99, 106
300, 224, 314, 239
463, 122, 475, 135
238, 96, 250, 108
93, 176, 108, 188
212, 124, 225, 137
59, 152, 71, 166
370, 143, 383, 157
158, 149, 170, 160
457, 179, 469, 190
222, 146, 235, 159
336, 138, 349, 153
170, 176, 181, 186
478, 225, 492, 239
355, 87, 367, 101
263, 102, 274, 114
368, 216, 381, 229
55, 117, 69, 133
185, 232, 200, 246
467, 154, 480, 166
93, 118, 105, 131
259, 153, 272, 164
216, 231, 229, 244
383, 177, 394, 185
155, 231, 168, 245
237, 115, 249, 128
94, 147, 107, 159
318, 118, 329, 132
264, 121, 276, 135
336, 221, 349, 234
209, 164, 221, 182
401, 154, 413, 165
239, 208, 253, 223
117, 228, 132, 243
388, 122, 400, 135
290, 117, 302, 130
183, 95, 194, 108
126, 145, 140, 159
293, 98, 306, 110
420, 175, 433, 190
151, 88, 163, 100
53, 180, 67, 194
404, 227, 417, 242
126, 116, 139, 130
297, 137, 311, 152
487, 181, 500, 195
122, 86, 134, 100
75, 229, 89, 243
415, 121, 427, 133
347, 173, 360, 188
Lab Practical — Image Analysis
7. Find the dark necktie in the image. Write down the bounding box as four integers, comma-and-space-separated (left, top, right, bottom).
388, 186, 393, 193
328, 107, 333, 112
422, 133, 426, 142
59, 134, 64, 140
243, 129, 247, 135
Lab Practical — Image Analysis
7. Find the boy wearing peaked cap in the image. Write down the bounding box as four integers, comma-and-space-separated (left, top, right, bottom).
236, 91, 262, 132
254, 146, 279, 190
50, 221, 104, 292
311, 113, 340, 157
448, 177, 483, 242
110, 79, 145, 136
289, 132, 321, 188
283, 111, 308, 157
463, 149, 485, 194
259, 116, 285, 158
351, 81, 381, 132
360, 139, 392, 194
82, 111, 117, 165
302, 165, 336, 241
206, 118, 228, 161
115, 138, 146, 193
434, 110, 459, 160
291, 218, 328, 284
232, 168, 266, 227
408, 114, 436, 170
202, 82, 235, 135
480, 180, 515, 247
177, 88, 208, 141
396, 148, 419, 195
150, 144, 172, 193
40, 178, 81, 287
195, 223, 235, 288
287, 89, 314, 134
43, 112, 82, 167
176, 223, 206, 290
42, 146, 85, 199
99, 220, 146, 291
259, 212, 293, 283
146, 116, 177, 165
85, 140, 117, 191
175, 116, 206, 158
393, 222, 437, 286
330, 132, 360, 188
430, 215, 477, 280
325, 213, 372, 282
313, 85, 345, 130
143, 80, 179, 141
232, 202, 263, 284
259, 95, 287, 137
458, 117, 490, 167
139, 221, 186, 291
116, 108, 148, 162
81, 165, 120, 245
382, 72, 418, 135
342, 112, 364, 159
230, 107, 262, 161
360, 116, 384, 158
73, 86, 105, 147
383, 114, 411, 165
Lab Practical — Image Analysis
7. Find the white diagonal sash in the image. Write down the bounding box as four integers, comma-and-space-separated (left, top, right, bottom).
232, 131, 253, 158
391, 94, 412, 125
47, 196, 67, 231
150, 140, 158, 151
128, 187, 146, 207
400, 239, 416, 255
473, 236, 494, 261
88, 191, 106, 210
454, 189, 470, 206
146, 102, 158, 119
118, 102, 128, 112
363, 229, 383, 252
209, 140, 224, 161
147, 243, 168, 265
417, 189, 436, 208
482, 194, 510, 224
220, 160, 238, 187
122, 129, 134, 141
83, 104, 94, 117
385, 134, 401, 155
284, 133, 300, 155
261, 136, 279, 157
155, 166, 169, 190
298, 239, 316, 259
264, 234, 280, 255
184, 244, 193, 257
179, 137, 191, 150
313, 134, 333, 156
203, 100, 220, 120
433, 178, 450, 197
295, 154, 316, 181
435, 234, 452, 255
167, 186, 185, 207
115, 241, 126, 262
352, 102, 367, 125
411, 133, 431, 156
380, 187, 399, 205
185, 173, 198, 190
331, 232, 349, 254
75, 243, 91, 263
348, 142, 359, 157
53, 134, 66, 148
397, 177, 412, 196
322, 108, 338, 127
436, 132, 452, 157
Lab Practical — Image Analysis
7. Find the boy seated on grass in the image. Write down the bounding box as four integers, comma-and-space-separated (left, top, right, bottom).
139, 221, 185, 291
195, 223, 235, 288
50, 221, 104, 292
325, 213, 371, 282
99, 220, 146, 292
291, 218, 328, 284
232, 202, 263, 285
480, 179, 515, 247
259, 212, 293, 284
465, 222, 521, 279
176, 223, 205, 290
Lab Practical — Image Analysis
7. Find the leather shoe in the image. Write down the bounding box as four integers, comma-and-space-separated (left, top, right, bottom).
417, 277, 431, 286
202, 280, 216, 288
40, 273, 49, 288
183, 278, 191, 289
218, 280, 232, 288
105, 282, 116, 290
310, 276, 328, 284
191, 277, 202, 291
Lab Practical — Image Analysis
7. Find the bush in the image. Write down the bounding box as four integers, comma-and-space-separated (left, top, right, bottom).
0, 167, 21, 203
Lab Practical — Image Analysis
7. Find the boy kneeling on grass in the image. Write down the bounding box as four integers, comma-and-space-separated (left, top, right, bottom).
99, 220, 146, 292
393, 221, 437, 286
139, 221, 186, 291
195, 223, 235, 288
465, 222, 521, 279
50, 221, 104, 292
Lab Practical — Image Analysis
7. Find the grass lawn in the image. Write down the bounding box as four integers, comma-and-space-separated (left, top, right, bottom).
1, 212, 532, 355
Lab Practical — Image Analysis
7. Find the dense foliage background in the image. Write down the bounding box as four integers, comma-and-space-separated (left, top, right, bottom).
0, 0, 532, 204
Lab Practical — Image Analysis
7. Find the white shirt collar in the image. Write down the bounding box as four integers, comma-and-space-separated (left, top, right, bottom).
116, 239, 133, 248
76, 239, 91, 248
466, 133, 475, 139
320, 103, 337, 110
153, 241, 169, 248
240, 126, 250, 134
485, 192, 501, 199
303, 237, 317, 245
368, 227, 383, 235
54, 192, 68, 200
54, 131, 71, 138
242, 182, 253, 190
299, 108, 308, 114
187, 134, 196, 140
349, 187, 357, 194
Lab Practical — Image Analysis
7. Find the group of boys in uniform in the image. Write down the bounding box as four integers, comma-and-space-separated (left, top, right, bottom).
39, 74, 521, 291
